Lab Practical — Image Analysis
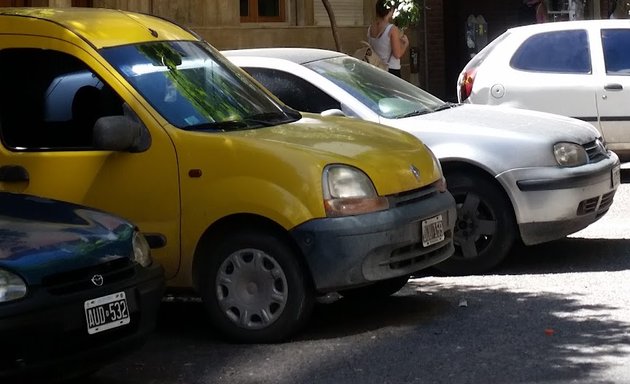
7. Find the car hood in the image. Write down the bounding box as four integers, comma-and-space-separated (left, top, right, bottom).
0, 193, 135, 284
398, 104, 601, 144
240, 114, 442, 196
178, 113, 442, 200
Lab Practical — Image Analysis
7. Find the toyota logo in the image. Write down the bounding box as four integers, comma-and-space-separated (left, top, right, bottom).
410, 165, 421, 181
91, 274, 104, 287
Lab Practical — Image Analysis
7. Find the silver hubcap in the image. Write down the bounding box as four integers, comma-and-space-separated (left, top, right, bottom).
215, 248, 288, 330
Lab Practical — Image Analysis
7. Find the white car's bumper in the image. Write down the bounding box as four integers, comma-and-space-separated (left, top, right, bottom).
498, 151, 621, 245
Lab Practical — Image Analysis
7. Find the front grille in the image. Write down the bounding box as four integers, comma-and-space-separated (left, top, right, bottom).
389, 185, 439, 208
577, 191, 616, 216
583, 139, 608, 163
577, 197, 599, 215
598, 191, 616, 215
388, 230, 453, 270
41, 257, 135, 295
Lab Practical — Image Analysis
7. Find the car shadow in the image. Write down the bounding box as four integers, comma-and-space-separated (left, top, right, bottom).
494, 237, 630, 275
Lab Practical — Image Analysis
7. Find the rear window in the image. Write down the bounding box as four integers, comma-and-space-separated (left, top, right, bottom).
510, 30, 591, 74
602, 29, 630, 75
463, 32, 510, 71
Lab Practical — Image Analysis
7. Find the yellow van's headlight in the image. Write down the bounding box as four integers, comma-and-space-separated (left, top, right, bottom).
322, 165, 389, 217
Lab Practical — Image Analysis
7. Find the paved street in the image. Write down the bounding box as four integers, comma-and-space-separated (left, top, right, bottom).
87, 170, 630, 384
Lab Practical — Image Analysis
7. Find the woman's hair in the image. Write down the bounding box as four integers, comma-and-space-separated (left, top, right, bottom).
375, 0, 393, 18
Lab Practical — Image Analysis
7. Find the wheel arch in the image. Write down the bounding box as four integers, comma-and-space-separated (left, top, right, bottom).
191, 213, 314, 293
441, 160, 519, 237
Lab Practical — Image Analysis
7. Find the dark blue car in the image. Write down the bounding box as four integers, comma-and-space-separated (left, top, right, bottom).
0, 192, 164, 382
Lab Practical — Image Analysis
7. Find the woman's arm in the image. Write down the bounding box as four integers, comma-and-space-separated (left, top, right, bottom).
389, 26, 409, 59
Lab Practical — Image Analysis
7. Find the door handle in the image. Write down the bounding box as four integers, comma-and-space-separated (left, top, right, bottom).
604, 83, 623, 91
0, 165, 29, 182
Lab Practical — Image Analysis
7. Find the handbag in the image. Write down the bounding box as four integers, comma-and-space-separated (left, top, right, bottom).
353, 41, 388, 71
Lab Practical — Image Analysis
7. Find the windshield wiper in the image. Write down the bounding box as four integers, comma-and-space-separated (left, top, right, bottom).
185, 120, 248, 132
399, 110, 430, 118
432, 102, 460, 112
244, 111, 294, 126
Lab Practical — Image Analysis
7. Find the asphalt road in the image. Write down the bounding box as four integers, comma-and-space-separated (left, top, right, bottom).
87, 170, 630, 384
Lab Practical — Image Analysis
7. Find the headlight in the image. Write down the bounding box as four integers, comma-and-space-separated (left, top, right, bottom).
554, 142, 588, 167
323, 165, 389, 217
132, 230, 153, 267
0, 269, 27, 303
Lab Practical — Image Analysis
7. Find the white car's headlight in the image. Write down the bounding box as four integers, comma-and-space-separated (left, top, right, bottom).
0, 269, 27, 303
132, 230, 153, 267
323, 165, 389, 217
554, 142, 588, 167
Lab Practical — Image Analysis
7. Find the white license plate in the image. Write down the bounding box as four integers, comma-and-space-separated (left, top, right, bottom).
84, 291, 130, 335
612, 165, 621, 189
422, 214, 445, 247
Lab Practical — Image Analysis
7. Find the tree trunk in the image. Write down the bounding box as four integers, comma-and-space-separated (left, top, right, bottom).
321, 0, 342, 52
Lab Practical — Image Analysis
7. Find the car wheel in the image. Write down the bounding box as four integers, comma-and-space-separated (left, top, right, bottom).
339, 275, 410, 300
198, 231, 314, 343
434, 171, 516, 275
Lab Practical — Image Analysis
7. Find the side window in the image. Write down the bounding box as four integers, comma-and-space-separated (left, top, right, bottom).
510, 30, 591, 74
243, 67, 341, 113
0, 49, 124, 151
602, 29, 630, 75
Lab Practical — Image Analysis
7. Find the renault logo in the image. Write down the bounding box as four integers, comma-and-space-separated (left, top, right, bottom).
91, 274, 104, 287
410, 165, 421, 181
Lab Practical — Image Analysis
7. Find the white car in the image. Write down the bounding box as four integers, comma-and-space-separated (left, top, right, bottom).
225, 48, 621, 275
457, 19, 630, 161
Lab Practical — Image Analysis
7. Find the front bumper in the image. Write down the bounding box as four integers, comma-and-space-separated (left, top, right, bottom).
290, 188, 456, 292
0, 263, 164, 381
499, 152, 620, 245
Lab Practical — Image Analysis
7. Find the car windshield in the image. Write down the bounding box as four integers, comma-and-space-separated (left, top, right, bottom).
101, 41, 299, 131
304, 56, 447, 119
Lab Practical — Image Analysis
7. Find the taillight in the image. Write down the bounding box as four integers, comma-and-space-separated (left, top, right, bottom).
458, 68, 477, 102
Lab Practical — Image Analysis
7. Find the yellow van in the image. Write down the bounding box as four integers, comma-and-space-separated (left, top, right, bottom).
0, 8, 455, 342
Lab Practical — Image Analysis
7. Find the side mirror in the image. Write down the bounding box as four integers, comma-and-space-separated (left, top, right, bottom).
93, 115, 151, 152
321, 109, 346, 117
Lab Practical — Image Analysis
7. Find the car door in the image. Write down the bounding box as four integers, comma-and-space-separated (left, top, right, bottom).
0, 36, 182, 278
594, 27, 630, 156
495, 29, 599, 124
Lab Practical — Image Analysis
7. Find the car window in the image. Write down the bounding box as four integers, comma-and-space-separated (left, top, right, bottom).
305, 56, 444, 119
510, 30, 591, 74
462, 31, 511, 71
101, 42, 299, 131
602, 29, 630, 75
0, 49, 124, 151
243, 67, 341, 113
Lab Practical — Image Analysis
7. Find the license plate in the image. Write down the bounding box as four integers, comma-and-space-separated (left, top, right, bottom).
84, 291, 130, 335
612, 165, 621, 189
422, 214, 445, 247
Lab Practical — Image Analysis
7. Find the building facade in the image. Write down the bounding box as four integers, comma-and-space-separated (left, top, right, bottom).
0, 0, 618, 100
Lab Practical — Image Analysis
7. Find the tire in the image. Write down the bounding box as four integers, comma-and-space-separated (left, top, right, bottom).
434, 170, 516, 275
198, 231, 314, 343
339, 275, 410, 300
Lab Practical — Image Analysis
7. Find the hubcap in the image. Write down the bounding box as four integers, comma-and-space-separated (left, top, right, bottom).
215, 248, 288, 330
453, 192, 498, 260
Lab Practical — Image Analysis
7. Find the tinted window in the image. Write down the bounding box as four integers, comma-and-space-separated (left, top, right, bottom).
0, 49, 124, 151
243, 67, 341, 113
602, 29, 630, 75
510, 30, 591, 73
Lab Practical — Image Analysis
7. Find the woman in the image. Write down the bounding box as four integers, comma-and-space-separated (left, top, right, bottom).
367, 0, 409, 78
